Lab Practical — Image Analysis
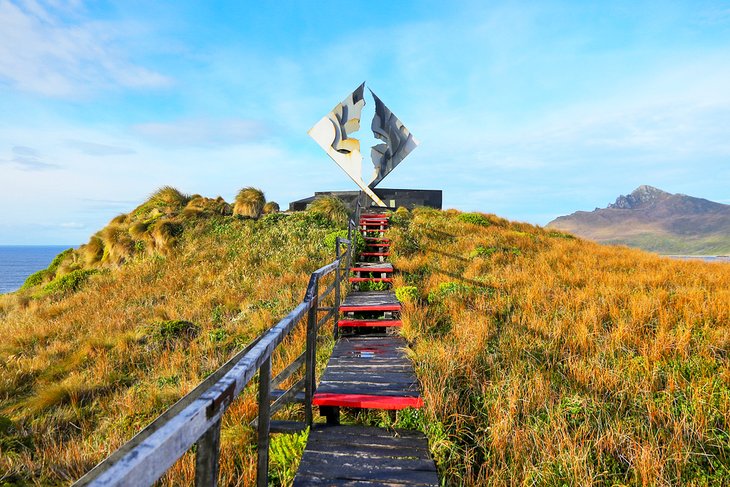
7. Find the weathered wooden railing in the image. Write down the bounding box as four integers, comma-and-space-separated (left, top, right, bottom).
74, 204, 361, 487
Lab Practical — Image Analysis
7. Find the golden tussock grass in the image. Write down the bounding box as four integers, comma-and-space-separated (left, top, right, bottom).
307, 195, 349, 227
388, 208, 730, 486
233, 187, 266, 219
263, 201, 280, 214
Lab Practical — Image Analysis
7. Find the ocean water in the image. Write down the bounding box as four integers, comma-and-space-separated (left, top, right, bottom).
0, 246, 73, 294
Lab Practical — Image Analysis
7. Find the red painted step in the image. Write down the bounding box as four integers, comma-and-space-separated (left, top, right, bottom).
359, 252, 390, 257
348, 277, 393, 283
338, 319, 402, 327
340, 303, 401, 312
350, 266, 393, 273
312, 393, 423, 410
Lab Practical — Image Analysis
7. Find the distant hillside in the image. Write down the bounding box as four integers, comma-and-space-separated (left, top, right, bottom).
548, 185, 730, 255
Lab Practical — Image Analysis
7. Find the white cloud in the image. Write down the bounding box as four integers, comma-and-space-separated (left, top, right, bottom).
0, 0, 170, 97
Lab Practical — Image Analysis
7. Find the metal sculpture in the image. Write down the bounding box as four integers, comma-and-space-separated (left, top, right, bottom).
308, 82, 418, 207
369, 89, 418, 188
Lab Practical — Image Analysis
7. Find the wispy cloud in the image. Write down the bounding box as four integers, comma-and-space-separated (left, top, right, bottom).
66, 139, 136, 156
133, 118, 270, 146
0, 0, 170, 97
1, 145, 59, 170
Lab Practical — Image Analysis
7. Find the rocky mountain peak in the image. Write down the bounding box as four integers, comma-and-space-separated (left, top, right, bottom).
608, 185, 671, 210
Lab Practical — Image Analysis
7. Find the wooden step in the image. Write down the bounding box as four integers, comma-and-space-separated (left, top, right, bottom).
364, 237, 390, 242
365, 242, 391, 247
360, 213, 389, 218
338, 319, 402, 328
312, 393, 422, 409
293, 424, 438, 486
359, 252, 391, 257
312, 336, 423, 410
340, 291, 401, 312
349, 277, 393, 283
350, 266, 393, 273
340, 304, 401, 312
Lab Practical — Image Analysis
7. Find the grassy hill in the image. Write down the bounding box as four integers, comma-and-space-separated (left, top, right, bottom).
0, 188, 349, 485
389, 208, 730, 485
2, 194, 730, 485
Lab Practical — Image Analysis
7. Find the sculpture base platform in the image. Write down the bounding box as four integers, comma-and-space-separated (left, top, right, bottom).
289, 189, 442, 212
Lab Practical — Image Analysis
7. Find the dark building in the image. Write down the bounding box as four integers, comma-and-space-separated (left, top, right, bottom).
289, 189, 442, 212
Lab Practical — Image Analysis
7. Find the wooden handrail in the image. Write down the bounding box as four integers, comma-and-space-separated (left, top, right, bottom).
74, 207, 361, 487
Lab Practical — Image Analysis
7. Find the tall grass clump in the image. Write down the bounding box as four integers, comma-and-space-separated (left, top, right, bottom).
233, 187, 266, 219
150, 186, 190, 208
263, 201, 280, 214
388, 208, 730, 486
308, 195, 349, 227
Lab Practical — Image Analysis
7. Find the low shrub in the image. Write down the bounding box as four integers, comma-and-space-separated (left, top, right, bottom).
259, 213, 288, 227
42, 269, 98, 295
47, 248, 74, 274
427, 281, 471, 304
153, 320, 200, 345
356, 280, 390, 291
20, 269, 51, 290
395, 286, 419, 303
457, 212, 491, 227
324, 229, 365, 256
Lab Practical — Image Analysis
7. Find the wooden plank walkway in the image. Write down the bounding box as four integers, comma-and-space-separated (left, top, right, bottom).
313, 336, 422, 408
294, 209, 438, 485
340, 291, 401, 312
293, 425, 438, 486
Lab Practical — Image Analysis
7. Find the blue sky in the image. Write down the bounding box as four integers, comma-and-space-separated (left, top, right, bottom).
1, 0, 729, 244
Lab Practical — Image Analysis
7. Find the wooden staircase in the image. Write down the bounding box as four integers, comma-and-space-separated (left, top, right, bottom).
294, 209, 438, 486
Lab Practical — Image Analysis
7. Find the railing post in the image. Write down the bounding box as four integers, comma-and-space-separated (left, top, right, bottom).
334, 237, 341, 340
304, 281, 319, 426
195, 419, 221, 487
256, 357, 271, 487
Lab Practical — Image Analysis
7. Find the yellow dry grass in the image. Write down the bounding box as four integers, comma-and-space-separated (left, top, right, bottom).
388, 208, 730, 486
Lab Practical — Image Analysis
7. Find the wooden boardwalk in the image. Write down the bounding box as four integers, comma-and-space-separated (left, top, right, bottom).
293, 425, 438, 486
294, 210, 438, 485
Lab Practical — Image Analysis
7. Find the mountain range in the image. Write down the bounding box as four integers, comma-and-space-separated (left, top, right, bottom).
547, 185, 730, 255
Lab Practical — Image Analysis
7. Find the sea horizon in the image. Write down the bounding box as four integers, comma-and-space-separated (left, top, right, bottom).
0, 245, 77, 294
